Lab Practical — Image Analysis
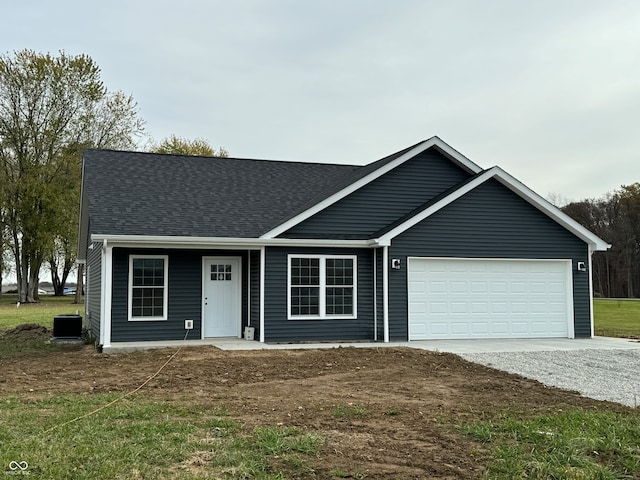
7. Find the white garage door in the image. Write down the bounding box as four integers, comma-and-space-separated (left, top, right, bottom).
408, 258, 573, 340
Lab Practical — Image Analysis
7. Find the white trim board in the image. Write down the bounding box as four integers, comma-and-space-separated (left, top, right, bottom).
89, 234, 375, 250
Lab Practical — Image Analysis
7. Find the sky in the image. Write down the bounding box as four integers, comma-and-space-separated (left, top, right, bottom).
2, 0, 640, 203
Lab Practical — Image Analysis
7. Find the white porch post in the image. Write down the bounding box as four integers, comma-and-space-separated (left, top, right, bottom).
588, 246, 595, 338
373, 248, 377, 342
383, 246, 389, 343
100, 240, 113, 348
259, 246, 266, 343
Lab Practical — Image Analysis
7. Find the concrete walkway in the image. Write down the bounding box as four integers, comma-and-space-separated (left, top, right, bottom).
104, 336, 640, 353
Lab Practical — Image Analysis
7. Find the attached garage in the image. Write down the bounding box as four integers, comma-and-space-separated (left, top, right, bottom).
407, 257, 573, 340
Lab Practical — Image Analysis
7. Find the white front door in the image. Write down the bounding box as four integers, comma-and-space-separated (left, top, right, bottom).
203, 257, 241, 338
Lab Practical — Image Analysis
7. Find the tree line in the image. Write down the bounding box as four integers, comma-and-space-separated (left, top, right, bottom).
562, 184, 640, 298
0, 50, 226, 302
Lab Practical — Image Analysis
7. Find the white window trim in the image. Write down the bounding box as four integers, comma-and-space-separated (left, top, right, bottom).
128, 254, 169, 321
287, 254, 357, 320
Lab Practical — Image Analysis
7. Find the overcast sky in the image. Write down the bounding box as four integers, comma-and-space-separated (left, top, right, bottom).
2, 0, 639, 202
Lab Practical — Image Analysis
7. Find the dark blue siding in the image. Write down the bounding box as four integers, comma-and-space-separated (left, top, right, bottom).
389, 179, 591, 340
111, 248, 249, 342
264, 247, 374, 342
86, 242, 102, 339
281, 150, 472, 239
249, 251, 261, 339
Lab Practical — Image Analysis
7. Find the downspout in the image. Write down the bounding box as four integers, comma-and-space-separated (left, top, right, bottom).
247, 250, 251, 327
373, 248, 377, 342
383, 246, 389, 343
259, 246, 266, 343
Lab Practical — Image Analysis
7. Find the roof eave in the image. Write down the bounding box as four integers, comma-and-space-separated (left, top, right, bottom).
90, 234, 377, 249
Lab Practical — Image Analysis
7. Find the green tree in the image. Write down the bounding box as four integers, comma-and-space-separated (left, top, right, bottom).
151, 134, 229, 157
0, 49, 144, 302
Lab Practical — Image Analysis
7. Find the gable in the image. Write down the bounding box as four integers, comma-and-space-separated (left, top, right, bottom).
279, 149, 473, 239
376, 166, 610, 251
393, 178, 588, 256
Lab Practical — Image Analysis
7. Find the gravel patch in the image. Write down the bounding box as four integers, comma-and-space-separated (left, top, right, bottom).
461, 349, 640, 407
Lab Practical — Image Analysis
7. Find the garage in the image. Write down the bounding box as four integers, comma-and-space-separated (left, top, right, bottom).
408, 257, 573, 340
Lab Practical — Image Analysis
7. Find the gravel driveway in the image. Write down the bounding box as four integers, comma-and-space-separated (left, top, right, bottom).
461, 349, 640, 407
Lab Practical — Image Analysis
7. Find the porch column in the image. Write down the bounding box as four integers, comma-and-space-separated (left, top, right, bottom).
383, 246, 389, 343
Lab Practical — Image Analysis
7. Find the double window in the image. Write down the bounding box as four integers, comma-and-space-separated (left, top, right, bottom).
128, 255, 168, 321
288, 255, 357, 319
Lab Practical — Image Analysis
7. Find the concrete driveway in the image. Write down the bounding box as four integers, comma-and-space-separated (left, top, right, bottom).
407, 336, 640, 354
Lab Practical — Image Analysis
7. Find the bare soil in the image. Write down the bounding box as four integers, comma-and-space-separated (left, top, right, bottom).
0, 337, 624, 479
0, 323, 51, 340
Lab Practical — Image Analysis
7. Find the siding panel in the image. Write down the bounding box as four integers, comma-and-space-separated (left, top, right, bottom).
86, 242, 102, 339
249, 250, 261, 339
389, 179, 591, 340
264, 247, 374, 342
111, 248, 249, 342
282, 150, 472, 239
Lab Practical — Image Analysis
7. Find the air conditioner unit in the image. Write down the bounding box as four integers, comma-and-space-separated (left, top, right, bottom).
53, 315, 83, 338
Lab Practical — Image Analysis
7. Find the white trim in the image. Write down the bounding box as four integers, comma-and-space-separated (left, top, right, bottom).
383, 246, 389, 343
287, 254, 358, 320
373, 248, 377, 342
259, 246, 265, 343
103, 243, 113, 348
376, 166, 611, 251
406, 256, 575, 340
201, 256, 243, 338
127, 255, 169, 321
90, 234, 374, 249
99, 242, 107, 346
261, 137, 482, 239
247, 251, 251, 328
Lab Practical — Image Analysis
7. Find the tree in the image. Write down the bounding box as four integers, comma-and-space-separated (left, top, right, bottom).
0, 49, 144, 302
563, 183, 640, 299
151, 134, 228, 157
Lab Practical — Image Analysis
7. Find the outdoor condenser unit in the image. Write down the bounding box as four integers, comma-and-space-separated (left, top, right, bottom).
53, 314, 83, 338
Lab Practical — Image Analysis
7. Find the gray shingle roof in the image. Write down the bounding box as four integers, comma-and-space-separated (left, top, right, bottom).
84, 150, 361, 238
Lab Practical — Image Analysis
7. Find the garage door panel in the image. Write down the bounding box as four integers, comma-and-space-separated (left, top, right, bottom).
491, 322, 508, 334
408, 258, 571, 340
451, 322, 469, 335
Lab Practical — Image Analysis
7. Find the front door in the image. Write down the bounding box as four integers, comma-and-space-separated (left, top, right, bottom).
203, 257, 241, 337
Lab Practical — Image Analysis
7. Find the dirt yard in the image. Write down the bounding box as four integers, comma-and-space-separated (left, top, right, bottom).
0, 329, 621, 479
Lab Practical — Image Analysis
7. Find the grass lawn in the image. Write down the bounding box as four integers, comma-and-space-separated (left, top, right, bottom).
0, 395, 323, 479
0, 293, 84, 331
593, 298, 640, 338
0, 297, 639, 478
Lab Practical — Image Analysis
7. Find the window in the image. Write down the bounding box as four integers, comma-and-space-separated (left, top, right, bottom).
128, 255, 168, 321
288, 255, 356, 319
211, 264, 232, 281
